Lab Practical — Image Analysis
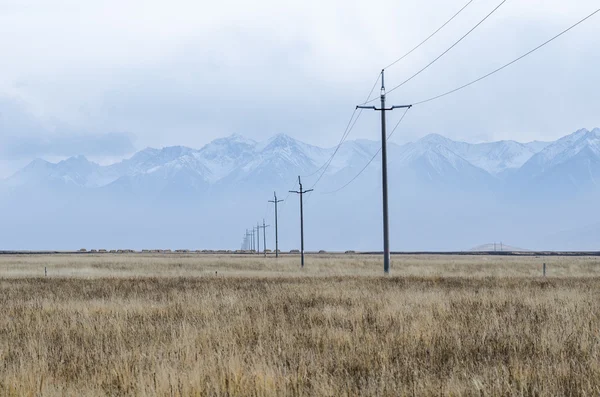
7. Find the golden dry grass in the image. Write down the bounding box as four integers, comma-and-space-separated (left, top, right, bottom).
2, 252, 600, 278
1, 254, 600, 396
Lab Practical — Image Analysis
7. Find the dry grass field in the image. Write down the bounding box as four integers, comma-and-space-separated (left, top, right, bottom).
1, 253, 600, 396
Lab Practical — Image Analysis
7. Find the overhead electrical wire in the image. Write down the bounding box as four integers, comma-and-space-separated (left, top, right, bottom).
411, 7, 600, 106
279, 178, 301, 215
303, 73, 380, 179
307, 0, 479, 186
301, 107, 360, 178
362, 0, 476, 104
364, 0, 508, 104
384, 0, 475, 70
303, 73, 381, 188
319, 6, 600, 195
322, 107, 411, 195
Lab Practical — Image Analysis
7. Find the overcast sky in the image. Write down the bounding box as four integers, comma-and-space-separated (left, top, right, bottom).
0, 0, 599, 176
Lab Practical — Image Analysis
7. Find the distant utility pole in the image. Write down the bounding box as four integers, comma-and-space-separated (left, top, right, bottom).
259, 219, 270, 258
358, 69, 411, 274
245, 229, 252, 251
290, 176, 313, 268
269, 191, 284, 258
256, 223, 261, 255
251, 228, 255, 252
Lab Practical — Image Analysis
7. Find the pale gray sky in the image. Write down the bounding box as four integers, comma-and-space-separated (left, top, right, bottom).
1, 0, 599, 176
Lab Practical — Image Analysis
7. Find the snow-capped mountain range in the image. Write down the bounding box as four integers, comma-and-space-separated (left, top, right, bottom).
5, 127, 600, 192
1, 128, 600, 251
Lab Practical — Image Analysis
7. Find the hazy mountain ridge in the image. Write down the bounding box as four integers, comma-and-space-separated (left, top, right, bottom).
4, 129, 590, 191
2, 128, 600, 251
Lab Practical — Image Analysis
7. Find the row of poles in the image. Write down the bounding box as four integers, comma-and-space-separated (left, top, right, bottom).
241, 176, 312, 267
241, 71, 406, 273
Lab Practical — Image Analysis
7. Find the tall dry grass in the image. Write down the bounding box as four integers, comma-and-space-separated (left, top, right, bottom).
1, 252, 599, 278
1, 259, 600, 395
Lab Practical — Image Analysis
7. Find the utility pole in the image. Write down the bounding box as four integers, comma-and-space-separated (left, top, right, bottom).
256, 223, 260, 255
245, 229, 252, 251
290, 176, 313, 268
259, 219, 270, 258
269, 191, 284, 258
251, 227, 255, 253
357, 69, 411, 274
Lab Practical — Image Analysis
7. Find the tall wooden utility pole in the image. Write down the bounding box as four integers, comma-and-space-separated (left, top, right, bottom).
269, 192, 284, 258
289, 176, 313, 268
256, 223, 260, 255
259, 219, 270, 258
357, 69, 411, 274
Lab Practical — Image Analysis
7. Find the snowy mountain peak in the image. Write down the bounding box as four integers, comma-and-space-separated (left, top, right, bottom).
158, 146, 194, 157
210, 134, 257, 147
57, 155, 95, 168
4, 128, 600, 193
261, 133, 300, 150
515, 128, 600, 186
417, 133, 456, 147
24, 158, 53, 170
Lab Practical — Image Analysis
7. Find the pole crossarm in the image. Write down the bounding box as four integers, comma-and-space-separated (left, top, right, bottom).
357, 105, 412, 111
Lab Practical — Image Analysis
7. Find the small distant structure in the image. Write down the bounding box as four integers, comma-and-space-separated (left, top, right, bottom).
345, 250, 356, 254
109, 250, 117, 253
79, 248, 87, 252
469, 243, 529, 252
290, 249, 300, 254
90, 249, 97, 253
318, 250, 327, 254
265, 249, 272, 254
98, 249, 107, 253
175, 249, 190, 253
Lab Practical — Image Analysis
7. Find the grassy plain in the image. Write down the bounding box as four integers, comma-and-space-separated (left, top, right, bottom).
1, 253, 600, 396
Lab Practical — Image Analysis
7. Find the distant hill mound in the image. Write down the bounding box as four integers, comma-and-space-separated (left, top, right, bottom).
470, 243, 529, 252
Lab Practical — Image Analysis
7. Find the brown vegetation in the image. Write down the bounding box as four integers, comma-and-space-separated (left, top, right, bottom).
0, 254, 599, 395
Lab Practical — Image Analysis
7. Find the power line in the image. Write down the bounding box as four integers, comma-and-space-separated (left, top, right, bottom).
301, 108, 358, 178
302, 73, 381, 187
278, 177, 302, 218
304, 0, 482, 184
364, 0, 508, 104
412, 7, 600, 106
383, 0, 475, 70
322, 106, 411, 195
387, 0, 507, 95
308, 107, 366, 192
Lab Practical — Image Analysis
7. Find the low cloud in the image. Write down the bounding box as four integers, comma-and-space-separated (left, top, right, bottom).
0, 97, 136, 159
0, 132, 136, 159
